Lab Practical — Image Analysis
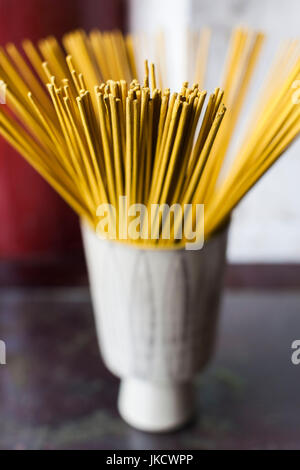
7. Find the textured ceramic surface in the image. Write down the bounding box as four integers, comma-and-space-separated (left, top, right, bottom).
82, 224, 228, 384
82, 223, 228, 431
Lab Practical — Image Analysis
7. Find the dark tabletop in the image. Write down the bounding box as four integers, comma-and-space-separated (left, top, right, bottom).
0, 285, 300, 450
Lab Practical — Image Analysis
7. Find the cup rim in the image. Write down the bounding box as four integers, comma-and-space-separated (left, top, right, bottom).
81, 217, 230, 254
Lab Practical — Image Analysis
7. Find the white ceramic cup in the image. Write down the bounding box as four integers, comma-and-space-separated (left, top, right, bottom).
81, 222, 228, 432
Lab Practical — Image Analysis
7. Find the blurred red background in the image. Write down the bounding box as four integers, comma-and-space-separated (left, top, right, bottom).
0, 0, 126, 258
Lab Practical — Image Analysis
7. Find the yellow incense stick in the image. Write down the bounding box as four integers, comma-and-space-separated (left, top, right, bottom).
0, 27, 299, 249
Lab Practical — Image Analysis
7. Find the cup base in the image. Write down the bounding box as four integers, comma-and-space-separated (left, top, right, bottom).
118, 377, 195, 433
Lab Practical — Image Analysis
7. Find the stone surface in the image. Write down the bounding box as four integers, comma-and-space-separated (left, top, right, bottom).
0, 287, 300, 449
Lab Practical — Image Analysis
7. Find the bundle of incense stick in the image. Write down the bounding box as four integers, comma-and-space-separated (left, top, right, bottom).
0, 27, 300, 248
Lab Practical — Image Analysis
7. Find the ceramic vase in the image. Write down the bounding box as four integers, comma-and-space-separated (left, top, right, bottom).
81, 222, 228, 432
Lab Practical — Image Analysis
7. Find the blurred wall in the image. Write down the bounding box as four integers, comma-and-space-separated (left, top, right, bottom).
0, 0, 125, 259
129, 0, 300, 263
129, 0, 189, 90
